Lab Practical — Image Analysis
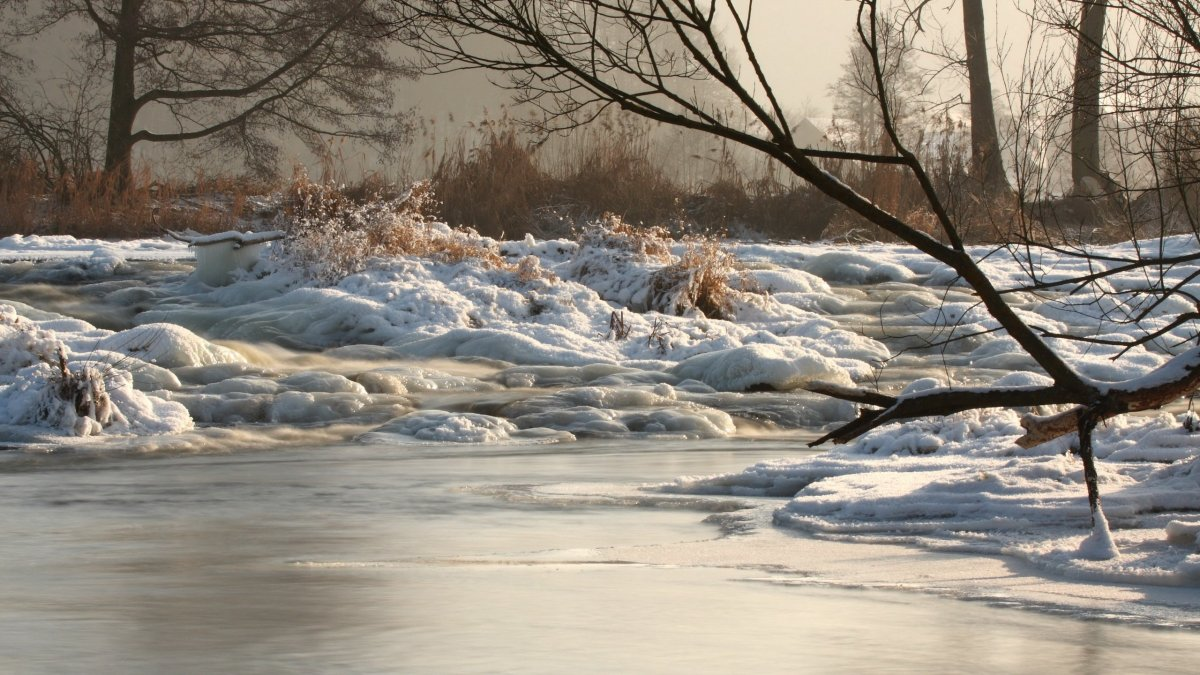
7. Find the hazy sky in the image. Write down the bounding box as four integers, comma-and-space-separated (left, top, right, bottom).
405, 1, 1036, 126
407, 2, 861, 125
13, 1, 1045, 177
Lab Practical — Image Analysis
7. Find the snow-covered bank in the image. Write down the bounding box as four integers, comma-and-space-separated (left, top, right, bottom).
667, 408, 1200, 585
480, 478, 1200, 630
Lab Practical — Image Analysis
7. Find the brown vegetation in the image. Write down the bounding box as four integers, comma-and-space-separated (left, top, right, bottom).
0, 160, 262, 238
277, 174, 508, 283
648, 238, 736, 320
430, 117, 842, 241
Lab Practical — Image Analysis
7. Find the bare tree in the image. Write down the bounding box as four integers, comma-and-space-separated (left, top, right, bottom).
828, 20, 924, 157
1067, 0, 1200, 228
0, 44, 107, 183
399, 0, 1200, 540
6, 0, 413, 186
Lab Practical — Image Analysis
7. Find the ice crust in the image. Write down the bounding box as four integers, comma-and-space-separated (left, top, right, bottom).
669, 408, 1200, 584
5, 231, 1200, 585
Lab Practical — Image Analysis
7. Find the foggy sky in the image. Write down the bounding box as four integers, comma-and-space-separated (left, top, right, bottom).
406, 1, 1035, 124
12, 1, 1041, 177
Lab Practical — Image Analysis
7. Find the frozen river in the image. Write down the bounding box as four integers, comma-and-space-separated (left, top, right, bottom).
6, 237, 1200, 672
4, 438, 1200, 674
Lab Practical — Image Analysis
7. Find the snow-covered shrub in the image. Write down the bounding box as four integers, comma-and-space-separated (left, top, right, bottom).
569, 214, 744, 319
514, 254, 557, 284
649, 237, 736, 319
0, 305, 196, 437
0, 307, 122, 435
574, 213, 674, 263
276, 176, 504, 282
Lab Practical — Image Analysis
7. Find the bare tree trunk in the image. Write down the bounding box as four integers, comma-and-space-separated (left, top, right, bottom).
1071, 0, 1110, 195
103, 0, 142, 191
962, 0, 1008, 193
1076, 409, 1102, 525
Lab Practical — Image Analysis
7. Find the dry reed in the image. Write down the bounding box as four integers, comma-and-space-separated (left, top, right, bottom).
0, 161, 263, 238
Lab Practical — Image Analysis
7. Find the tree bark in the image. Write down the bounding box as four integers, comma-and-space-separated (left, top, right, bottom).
103, 0, 143, 190
962, 0, 1008, 193
1076, 409, 1102, 525
1071, 0, 1110, 195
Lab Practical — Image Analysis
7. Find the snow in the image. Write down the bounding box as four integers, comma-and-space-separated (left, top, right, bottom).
0, 304, 193, 438
667, 408, 1200, 583
93, 322, 246, 368
0, 234, 187, 261
357, 409, 574, 444
4, 227, 1200, 592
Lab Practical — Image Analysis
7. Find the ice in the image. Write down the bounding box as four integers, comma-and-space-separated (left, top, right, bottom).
358, 409, 573, 444
201, 376, 281, 395
803, 250, 914, 284
189, 231, 281, 286
278, 371, 366, 394
268, 390, 371, 423
173, 362, 274, 385
168, 391, 274, 424
668, 407, 1200, 583
670, 343, 853, 391
79, 349, 182, 391
521, 406, 736, 440
1077, 507, 1121, 561
388, 328, 606, 365
1165, 520, 1200, 548
94, 323, 246, 368
0, 234, 189, 262
353, 365, 498, 394
496, 363, 645, 388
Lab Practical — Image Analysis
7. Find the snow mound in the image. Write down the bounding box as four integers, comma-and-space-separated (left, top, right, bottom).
0, 304, 192, 438
95, 323, 245, 368
358, 410, 573, 444
803, 251, 913, 284
670, 344, 853, 391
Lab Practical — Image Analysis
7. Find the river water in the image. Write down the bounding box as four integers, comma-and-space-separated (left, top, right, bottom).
4, 437, 1200, 673
5, 259, 1200, 673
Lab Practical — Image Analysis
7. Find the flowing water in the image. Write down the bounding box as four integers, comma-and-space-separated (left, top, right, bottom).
5, 264, 1200, 673
4, 439, 1200, 673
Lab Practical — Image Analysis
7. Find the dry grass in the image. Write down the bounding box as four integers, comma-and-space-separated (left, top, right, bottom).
278, 174, 512, 283
430, 116, 842, 241
0, 161, 39, 235
0, 160, 264, 238
433, 125, 548, 239
1, 109, 1102, 247
576, 213, 675, 262
648, 237, 736, 320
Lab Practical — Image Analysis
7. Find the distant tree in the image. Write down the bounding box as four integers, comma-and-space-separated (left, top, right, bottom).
1070, 0, 1111, 194
962, 0, 1009, 192
0, 45, 107, 182
829, 22, 923, 156
5, 0, 413, 187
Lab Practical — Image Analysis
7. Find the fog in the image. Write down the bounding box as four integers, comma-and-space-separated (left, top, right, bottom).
8, 1, 1042, 179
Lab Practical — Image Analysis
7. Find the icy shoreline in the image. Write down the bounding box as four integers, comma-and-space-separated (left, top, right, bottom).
493, 478, 1200, 629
